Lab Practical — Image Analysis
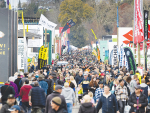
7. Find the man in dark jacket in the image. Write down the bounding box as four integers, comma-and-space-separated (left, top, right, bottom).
1, 81, 15, 105
75, 70, 83, 85
96, 85, 119, 113
128, 85, 148, 113
29, 81, 46, 113
45, 85, 67, 113
0, 94, 17, 113
51, 97, 67, 113
14, 74, 22, 92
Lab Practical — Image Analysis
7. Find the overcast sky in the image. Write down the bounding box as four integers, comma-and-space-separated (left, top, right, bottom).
5, 0, 27, 8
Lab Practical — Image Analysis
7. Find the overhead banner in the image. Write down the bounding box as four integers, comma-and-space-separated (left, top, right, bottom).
144, 10, 149, 40
39, 14, 57, 30
113, 45, 118, 66
124, 47, 136, 74
134, 0, 144, 43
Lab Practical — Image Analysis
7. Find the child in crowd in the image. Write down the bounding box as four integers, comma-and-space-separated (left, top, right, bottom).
88, 92, 95, 105
78, 95, 96, 113
95, 81, 104, 103
77, 84, 83, 103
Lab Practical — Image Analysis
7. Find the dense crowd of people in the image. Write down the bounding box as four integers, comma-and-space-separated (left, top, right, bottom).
0, 50, 150, 113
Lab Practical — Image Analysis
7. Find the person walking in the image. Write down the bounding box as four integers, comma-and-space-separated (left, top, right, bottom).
14, 74, 22, 92
79, 72, 90, 94
96, 85, 119, 113
61, 82, 75, 113
1, 81, 15, 105
75, 70, 83, 85
19, 79, 32, 113
28, 81, 46, 113
115, 79, 128, 113
95, 81, 104, 103
45, 85, 67, 113
130, 75, 138, 94
78, 95, 97, 113
51, 97, 68, 113
0, 94, 17, 113
128, 85, 148, 113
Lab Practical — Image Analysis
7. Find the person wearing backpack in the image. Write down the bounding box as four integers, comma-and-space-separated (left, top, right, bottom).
50, 72, 60, 93
45, 85, 67, 113
38, 74, 48, 94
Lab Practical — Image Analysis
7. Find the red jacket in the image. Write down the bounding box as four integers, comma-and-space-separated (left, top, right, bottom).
19, 85, 32, 102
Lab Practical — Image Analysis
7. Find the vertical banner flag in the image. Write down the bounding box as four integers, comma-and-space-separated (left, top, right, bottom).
38, 45, 44, 69
124, 47, 136, 74
134, 0, 144, 43
117, 6, 119, 27
113, 45, 118, 66
144, 10, 149, 40
67, 41, 70, 53
144, 10, 148, 71
109, 50, 113, 65
61, 19, 76, 33
91, 29, 97, 39
119, 45, 124, 67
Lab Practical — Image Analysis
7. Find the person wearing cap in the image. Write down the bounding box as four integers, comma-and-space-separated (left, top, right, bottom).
45, 85, 67, 113
38, 74, 48, 94
28, 81, 46, 113
0, 94, 17, 113
61, 82, 75, 113
19, 79, 32, 113
128, 85, 148, 113
79, 71, 90, 94
51, 97, 68, 113
1, 81, 15, 105
95, 81, 104, 103
115, 79, 128, 113
8, 105, 24, 113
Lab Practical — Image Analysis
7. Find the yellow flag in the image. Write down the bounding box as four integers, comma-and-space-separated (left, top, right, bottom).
26, 25, 28, 32
91, 29, 97, 40
9, 3, 11, 10
92, 49, 97, 57
22, 12, 25, 37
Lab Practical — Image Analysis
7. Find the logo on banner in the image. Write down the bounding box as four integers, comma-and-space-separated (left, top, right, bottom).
0, 31, 5, 38
127, 51, 130, 56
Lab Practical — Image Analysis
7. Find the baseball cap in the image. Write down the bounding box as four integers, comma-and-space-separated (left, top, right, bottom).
55, 85, 62, 90
8, 94, 15, 99
8, 105, 21, 111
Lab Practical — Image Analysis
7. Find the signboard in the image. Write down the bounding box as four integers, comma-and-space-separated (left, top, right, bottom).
39, 14, 57, 30
28, 39, 41, 47
18, 38, 24, 69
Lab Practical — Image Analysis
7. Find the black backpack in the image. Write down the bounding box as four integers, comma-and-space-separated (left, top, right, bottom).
51, 79, 59, 91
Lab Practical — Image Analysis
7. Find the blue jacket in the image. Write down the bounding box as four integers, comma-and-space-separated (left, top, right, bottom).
96, 92, 118, 113
31, 86, 46, 107
38, 80, 48, 94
